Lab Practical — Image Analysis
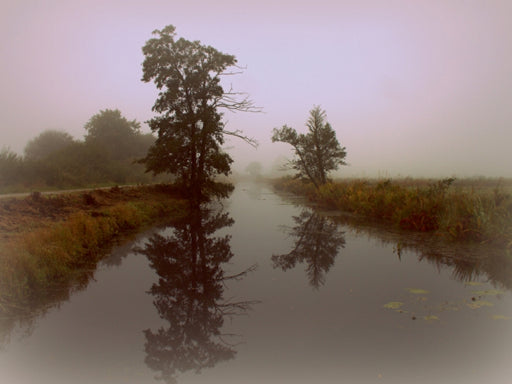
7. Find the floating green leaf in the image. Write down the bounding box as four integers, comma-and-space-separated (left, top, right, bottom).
384, 302, 404, 310
406, 288, 429, 294
467, 300, 494, 309
438, 303, 460, 312
464, 281, 484, 287
473, 290, 505, 297
492, 315, 512, 320
423, 315, 439, 321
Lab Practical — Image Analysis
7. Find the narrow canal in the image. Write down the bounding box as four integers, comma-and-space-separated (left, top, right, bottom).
1, 182, 511, 384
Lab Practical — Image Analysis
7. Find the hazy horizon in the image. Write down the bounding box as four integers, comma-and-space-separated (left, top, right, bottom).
1, 0, 511, 178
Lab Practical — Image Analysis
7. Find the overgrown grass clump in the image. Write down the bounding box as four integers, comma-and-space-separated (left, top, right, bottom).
273, 177, 512, 246
0, 185, 188, 314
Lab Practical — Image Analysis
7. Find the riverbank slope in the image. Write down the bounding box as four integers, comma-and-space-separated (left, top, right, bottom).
0, 184, 189, 316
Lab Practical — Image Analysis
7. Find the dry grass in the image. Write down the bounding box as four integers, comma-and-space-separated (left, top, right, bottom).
0, 184, 189, 315
273, 177, 512, 247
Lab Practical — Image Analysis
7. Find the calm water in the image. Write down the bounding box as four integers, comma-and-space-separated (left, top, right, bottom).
1, 182, 511, 384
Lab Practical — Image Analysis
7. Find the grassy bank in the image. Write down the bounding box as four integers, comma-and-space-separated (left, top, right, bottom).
0, 184, 189, 315
273, 177, 512, 247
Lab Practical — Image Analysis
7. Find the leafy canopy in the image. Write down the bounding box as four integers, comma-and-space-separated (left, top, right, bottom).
24, 130, 75, 161
84, 109, 145, 161
141, 25, 255, 203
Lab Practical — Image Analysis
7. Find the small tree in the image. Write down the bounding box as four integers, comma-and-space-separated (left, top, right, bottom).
272, 106, 346, 189
140, 25, 257, 205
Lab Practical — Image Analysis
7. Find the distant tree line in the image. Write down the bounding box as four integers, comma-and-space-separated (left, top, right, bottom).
1, 25, 348, 202
0, 109, 161, 191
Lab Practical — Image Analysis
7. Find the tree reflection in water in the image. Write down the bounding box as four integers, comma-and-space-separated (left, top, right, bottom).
333, 214, 512, 290
272, 209, 346, 289
137, 208, 258, 384
407, 241, 512, 290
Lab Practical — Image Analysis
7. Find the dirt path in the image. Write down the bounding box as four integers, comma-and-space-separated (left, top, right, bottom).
0, 185, 134, 199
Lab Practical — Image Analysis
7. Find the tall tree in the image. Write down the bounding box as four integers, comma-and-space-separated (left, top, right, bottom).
272, 106, 347, 189
140, 25, 256, 204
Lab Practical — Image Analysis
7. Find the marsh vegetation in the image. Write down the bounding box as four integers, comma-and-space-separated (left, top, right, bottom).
0, 185, 188, 323
273, 177, 512, 247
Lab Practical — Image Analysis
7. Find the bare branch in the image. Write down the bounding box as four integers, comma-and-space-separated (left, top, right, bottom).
223, 129, 259, 148
217, 333, 245, 347
216, 298, 261, 316
220, 64, 248, 76
220, 70, 245, 76
223, 264, 258, 281
217, 96, 262, 114
214, 83, 263, 113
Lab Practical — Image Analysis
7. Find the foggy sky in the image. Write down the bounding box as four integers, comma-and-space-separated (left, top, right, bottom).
1, 0, 511, 178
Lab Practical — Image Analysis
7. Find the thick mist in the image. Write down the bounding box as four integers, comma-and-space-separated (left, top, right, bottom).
1, 0, 511, 178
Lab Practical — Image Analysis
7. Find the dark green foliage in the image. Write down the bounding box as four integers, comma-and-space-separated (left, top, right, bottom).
39, 141, 111, 187
0, 111, 159, 191
140, 25, 252, 204
24, 130, 75, 161
272, 106, 346, 189
83, 109, 156, 184
84, 109, 147, 162
0, 148, 26, 187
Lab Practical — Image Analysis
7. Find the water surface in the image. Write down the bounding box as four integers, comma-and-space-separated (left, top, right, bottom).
1, 182, 511, 384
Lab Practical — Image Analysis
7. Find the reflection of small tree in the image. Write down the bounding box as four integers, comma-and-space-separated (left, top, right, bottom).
272, 209, 345, 289
137, 208, 257, 384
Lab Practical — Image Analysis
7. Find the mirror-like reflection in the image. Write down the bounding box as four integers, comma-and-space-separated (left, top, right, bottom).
412, 240, 512, 290
270, 190, 512, 297
1, 183, 511, 384
0, 269, 95, 349
331, 214, 512, 291
137, 208, 258, 384
272, 209, 346, 289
